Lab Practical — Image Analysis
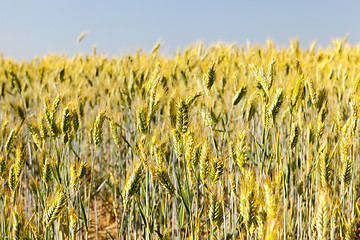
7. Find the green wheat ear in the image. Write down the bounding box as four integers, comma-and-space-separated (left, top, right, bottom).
77, 161, 88, 179
209, 157, 224, 185
203, 61, 216, 94
340, 137, 352, 189
209, 191, 223, 228
316, 88, 327, 113
246, 93, 258, 122
71, 108, 80, 133
191, 143, 202, 167
0, 156, 5, 179
39, 115, 48, 140
109, 119, 121, 146
307, 123, 315, 144
176, 99, 189, 135
267, 58, 276, 89
8, 164, 18, 193
171, 129, 183, 159
61, 107, 71, 135
169, 95, 177, 128
289, 122, 300, 149
199, 141, 210, 183
28, 124, 43, 151
232, 85, 247, 106
269, 88, 284, 121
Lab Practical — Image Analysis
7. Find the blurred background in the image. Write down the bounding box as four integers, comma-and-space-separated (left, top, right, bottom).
1, 0, 360, 60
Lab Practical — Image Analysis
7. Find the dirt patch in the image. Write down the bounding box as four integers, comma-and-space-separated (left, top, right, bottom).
88, 197, 118, 240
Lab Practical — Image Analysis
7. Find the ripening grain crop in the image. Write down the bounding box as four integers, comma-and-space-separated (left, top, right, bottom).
0, 39, 360, 239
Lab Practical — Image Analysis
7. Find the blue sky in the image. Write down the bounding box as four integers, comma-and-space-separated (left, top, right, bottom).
1, 1, 360, 60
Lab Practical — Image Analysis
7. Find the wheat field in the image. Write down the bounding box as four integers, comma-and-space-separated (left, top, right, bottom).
0, 40, 360, 239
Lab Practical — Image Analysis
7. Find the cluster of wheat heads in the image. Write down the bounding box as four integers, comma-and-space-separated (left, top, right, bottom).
1, 40, 360, 239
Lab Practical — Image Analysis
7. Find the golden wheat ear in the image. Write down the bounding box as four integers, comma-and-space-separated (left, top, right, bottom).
306, 77, 317, 108
5, 127, 19, 154
315, 191, 330, 240
12, 211, 22, 240
249, 64, 269, 97
186, 89, 203, 106
69, 209, 78, 240
43, 190, 67, 228
152, 165, 176, 196
136, 107, 148, 134
93, 110, 106, 148
290, 74, 304, 110
236, 129, 248, 169
28, 124, 43, 151
318, 142, 332, 190
42, 158, 52, 187
14, 142, 26, 179
29, 222, 41, 240
122, 161, 144, 207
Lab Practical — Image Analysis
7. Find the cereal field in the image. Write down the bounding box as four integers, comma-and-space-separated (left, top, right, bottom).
1, 40, 360, 239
